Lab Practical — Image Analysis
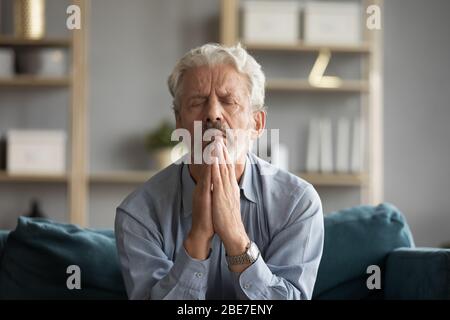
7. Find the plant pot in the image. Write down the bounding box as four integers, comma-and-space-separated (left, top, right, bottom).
152, 147, 174, 170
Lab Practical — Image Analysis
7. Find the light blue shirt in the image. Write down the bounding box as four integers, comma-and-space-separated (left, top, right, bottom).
115, 152, 324, 300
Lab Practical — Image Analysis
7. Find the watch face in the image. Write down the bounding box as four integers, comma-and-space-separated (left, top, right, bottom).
248, 242, 260, 260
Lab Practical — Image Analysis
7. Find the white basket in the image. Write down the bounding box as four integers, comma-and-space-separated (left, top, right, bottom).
242, 1, 301, 44
7, 130, 66, 174
304, 2, 362, 45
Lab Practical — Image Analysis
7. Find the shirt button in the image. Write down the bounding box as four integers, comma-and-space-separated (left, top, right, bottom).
195, 272, 203, 278
244, 283, 251, 289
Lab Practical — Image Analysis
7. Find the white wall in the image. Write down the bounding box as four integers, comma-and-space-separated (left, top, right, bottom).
384, 0, 450, 247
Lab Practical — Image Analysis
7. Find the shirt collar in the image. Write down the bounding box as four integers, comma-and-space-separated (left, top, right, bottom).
181, 160, 195, 217
239, 153, 257, 204
181, 153, 257, 217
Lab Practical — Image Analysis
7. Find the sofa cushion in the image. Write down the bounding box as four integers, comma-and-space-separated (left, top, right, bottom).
313, 203, 415, 299
0, 217, 127, 299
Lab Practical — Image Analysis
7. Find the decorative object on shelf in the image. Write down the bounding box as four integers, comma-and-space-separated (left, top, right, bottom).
306, 118, 320, 172
308, 49, 342, 88
25, 198, 46, 218
6, 129, 66, 174
0, 48, 14, 77
242, 1, 300, 44
14, 0, 46, 39
16, 48, 67, 76
319, 118, 333, 173
256, 142, 289, 171
336, 118, 351, 173
0, 0, 14, 36
350, 118, 364, 173
304, 1, 361, 45
307, 117, 365, 175
145, 121, 184, 170
272, 143, 289, 171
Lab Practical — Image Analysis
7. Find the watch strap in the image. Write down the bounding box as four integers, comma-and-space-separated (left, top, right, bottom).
225, 241, 259, 266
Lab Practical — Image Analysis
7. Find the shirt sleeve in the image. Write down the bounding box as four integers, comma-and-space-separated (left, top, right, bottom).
115, 207, 210, 300
231, 185, 324, 300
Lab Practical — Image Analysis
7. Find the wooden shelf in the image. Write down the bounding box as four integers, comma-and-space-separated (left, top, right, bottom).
297, 172, 367, 187
88, 170, 365, 187
0, 36, 71, 47
0, 171, 67, 183
242, 41, 371, 54
89, 171, 157, 184
266, 79, 369, 92
0, 76, 71, 87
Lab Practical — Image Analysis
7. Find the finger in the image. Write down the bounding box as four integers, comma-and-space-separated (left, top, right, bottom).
222, 143, 236, 182
216, 142, 231, 189
202, 164, 212, 193
211, 156, 222, 191
215, 139, 226, 165
217, 141, 233, 190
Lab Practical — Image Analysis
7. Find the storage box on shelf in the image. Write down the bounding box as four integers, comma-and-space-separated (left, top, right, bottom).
6, 130, 66, 175
303, 1, 362, 45
242, 1, 301, 45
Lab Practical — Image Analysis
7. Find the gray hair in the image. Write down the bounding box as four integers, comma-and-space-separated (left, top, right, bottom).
168, 43, 266, 113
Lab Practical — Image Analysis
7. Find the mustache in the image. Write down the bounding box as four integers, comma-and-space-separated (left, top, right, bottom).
203, 121, 228, 135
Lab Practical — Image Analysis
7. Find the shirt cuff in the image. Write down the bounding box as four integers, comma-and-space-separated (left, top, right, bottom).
233, 255, 274, 299
170, 245, 211, 292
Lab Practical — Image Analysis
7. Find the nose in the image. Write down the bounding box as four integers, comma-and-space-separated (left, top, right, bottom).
204, 95, 223, 124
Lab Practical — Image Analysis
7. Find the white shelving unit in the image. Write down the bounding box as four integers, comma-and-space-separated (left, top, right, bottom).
220, 0, 383, 205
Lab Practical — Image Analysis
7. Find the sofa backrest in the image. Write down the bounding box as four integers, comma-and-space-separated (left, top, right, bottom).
0, 203, 414, 299
312, 203, 414, 299
0, 218, 126, 299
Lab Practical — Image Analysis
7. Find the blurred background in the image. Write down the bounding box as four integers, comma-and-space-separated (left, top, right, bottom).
0, 0, 448, 248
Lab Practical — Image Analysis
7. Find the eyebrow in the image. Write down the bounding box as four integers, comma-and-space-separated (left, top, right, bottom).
188, 94, 208, 100
187, 91, 237, 101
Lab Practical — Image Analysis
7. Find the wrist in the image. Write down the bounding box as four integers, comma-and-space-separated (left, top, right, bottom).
184, 231, 212, 260
223, 232, 250, 256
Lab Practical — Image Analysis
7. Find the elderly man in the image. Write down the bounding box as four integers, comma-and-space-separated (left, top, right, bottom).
115, 43, 324, 300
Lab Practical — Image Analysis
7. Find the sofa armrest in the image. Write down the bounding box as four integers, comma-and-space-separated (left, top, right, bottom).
385, 248, 450, 299
0, 231, 10, 261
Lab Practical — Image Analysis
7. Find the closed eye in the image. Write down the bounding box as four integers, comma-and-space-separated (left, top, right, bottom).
220, 96, 236, 105
190, 97, 207, 107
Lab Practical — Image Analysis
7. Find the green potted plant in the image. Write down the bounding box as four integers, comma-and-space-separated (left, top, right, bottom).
145, 121, 179, 170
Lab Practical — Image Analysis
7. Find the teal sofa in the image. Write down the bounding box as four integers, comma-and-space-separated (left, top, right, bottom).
0, 203, 449, 300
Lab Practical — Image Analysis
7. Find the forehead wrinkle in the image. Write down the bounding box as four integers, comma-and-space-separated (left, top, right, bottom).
216, 71, 248, 99
183, 67, 211, 98
183, 65, 250, 104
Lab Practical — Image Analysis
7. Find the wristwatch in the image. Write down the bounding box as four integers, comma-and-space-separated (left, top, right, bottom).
226, 241, 260, 266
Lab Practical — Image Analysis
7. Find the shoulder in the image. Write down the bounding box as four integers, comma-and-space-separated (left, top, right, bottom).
249, 152, 315, 199
116, 162, 182, 224
249, 153, 322, 227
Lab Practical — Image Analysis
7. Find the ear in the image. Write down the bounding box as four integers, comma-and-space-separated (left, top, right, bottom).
251, 110, 266, 139
175, 110, 181, 129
